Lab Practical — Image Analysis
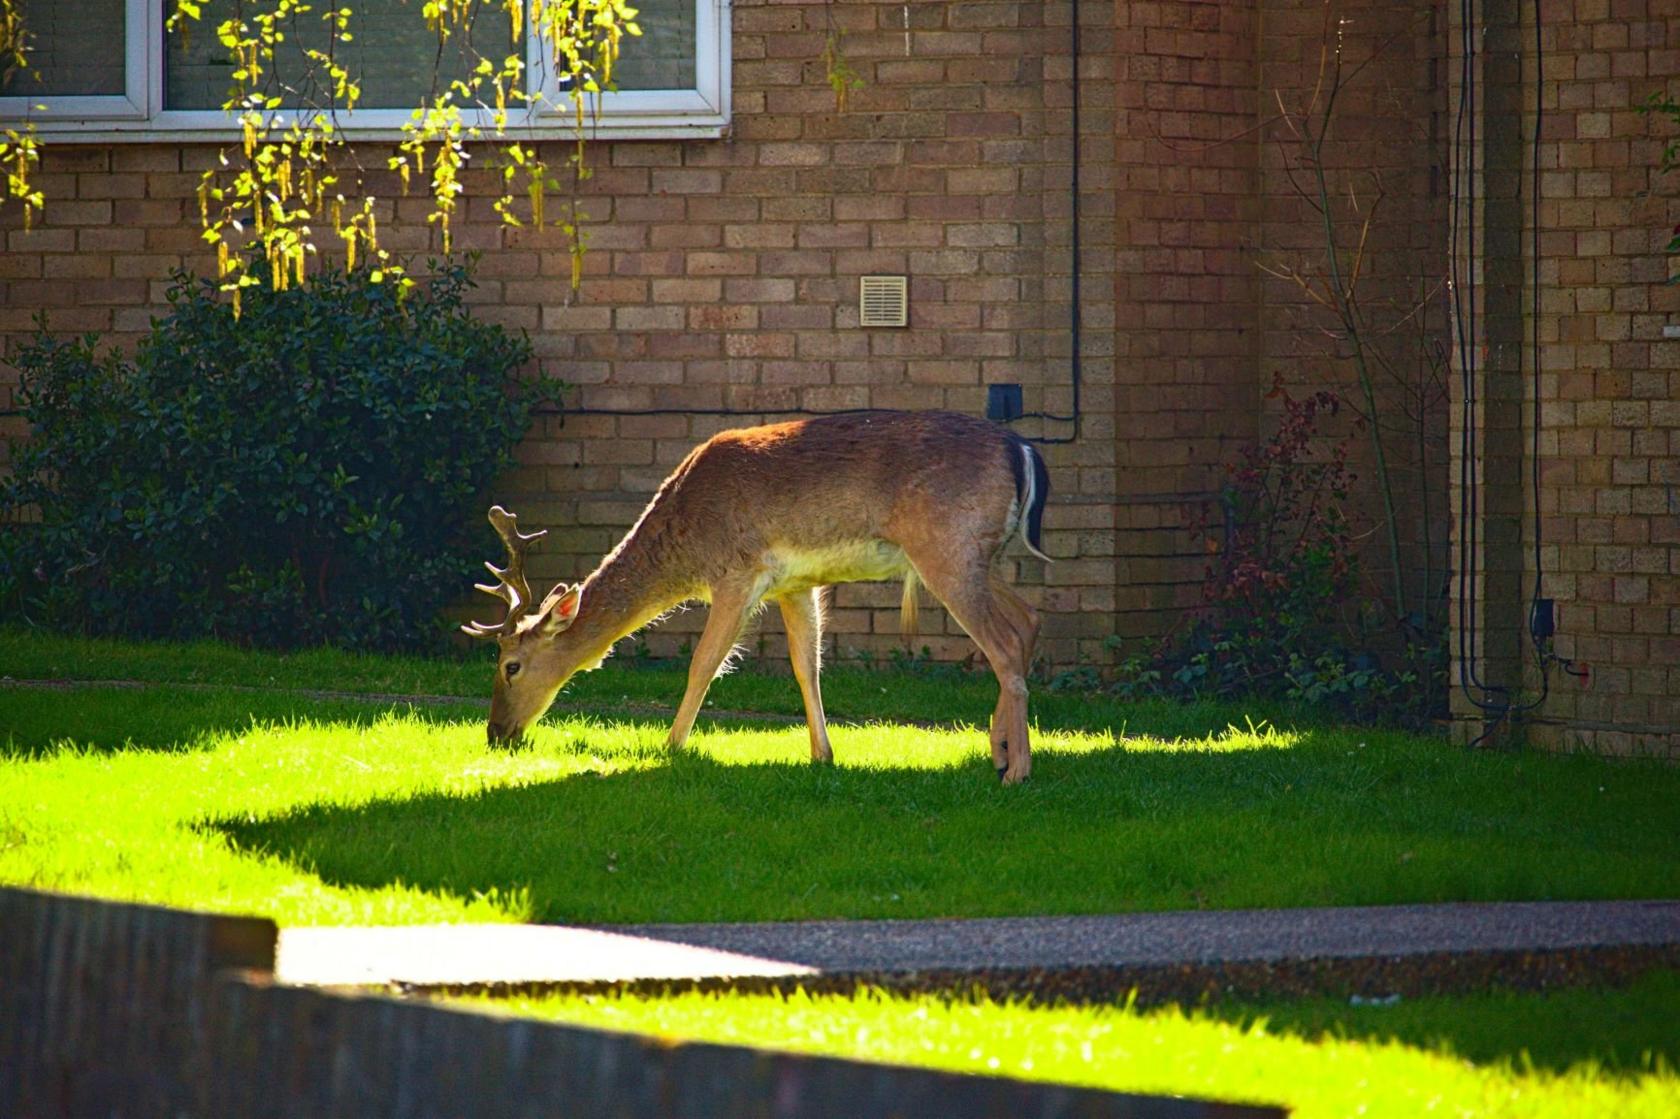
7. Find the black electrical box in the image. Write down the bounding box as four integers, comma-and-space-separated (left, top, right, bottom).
986, 383, 1024, 423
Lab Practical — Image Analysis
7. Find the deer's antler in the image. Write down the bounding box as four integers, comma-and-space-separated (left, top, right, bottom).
461, 505, 549, 640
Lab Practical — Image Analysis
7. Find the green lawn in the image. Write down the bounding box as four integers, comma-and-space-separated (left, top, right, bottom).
3, 631, 1678, 925
488, 977, 1680, 1119
5, 630, 1678, 1117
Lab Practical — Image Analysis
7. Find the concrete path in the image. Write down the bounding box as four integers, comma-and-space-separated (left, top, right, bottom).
276, 898, 1680, 998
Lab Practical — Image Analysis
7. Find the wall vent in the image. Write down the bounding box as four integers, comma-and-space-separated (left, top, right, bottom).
859, 275, 909, 327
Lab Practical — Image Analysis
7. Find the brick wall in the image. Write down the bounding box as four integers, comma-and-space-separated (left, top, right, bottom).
1113, 0, 1263, 644
0, 1, 1450, 679
1258, 1, 1453, 624
1451, 0, 1680, 756
511, 0, 1122, 668
1115, 0, 1448, 649
0, 0, 1119, 671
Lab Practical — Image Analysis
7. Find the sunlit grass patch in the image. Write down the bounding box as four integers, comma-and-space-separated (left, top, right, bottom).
1, 702, 534, 925
482, 977, 1680, 1119
1112, 716, 1303, 755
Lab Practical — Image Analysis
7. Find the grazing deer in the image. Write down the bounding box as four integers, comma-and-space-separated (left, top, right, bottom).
463, 410, 1051, 783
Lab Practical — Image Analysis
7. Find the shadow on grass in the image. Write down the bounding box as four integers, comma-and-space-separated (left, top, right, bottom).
0, 683, 485, 757
211, 728, 1679, 946
1194, 972, 1680, 1077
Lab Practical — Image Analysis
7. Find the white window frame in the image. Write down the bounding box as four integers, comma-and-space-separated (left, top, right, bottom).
0, 0, 150, 121
533, 0, 727, 137
0, 0, 729, 141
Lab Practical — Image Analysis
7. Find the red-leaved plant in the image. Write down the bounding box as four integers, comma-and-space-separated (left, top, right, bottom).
1197, 377, 1356, 627
1114, 375, 1408, 715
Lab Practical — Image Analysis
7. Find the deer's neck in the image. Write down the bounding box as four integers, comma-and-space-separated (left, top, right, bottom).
565, 512, 695, 665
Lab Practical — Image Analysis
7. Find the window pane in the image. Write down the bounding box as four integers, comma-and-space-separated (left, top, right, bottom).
615, 0, 693, 91
166, 0, 516, 111
2, 0, 126, 98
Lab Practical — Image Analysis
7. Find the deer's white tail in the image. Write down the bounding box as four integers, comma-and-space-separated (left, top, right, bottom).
1014, 439, 1053, 563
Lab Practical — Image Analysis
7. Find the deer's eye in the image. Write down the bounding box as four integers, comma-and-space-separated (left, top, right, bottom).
505, 661, 522, 680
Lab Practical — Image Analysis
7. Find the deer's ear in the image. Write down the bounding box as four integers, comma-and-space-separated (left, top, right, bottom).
539, 584, 582, 637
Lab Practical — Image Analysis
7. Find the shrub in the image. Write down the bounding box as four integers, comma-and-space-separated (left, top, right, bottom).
2, 259, 554, 651
1186, 379, 1358, 696
1116, 377, 1445, 726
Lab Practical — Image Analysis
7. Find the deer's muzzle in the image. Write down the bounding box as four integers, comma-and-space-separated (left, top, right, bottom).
487, 719, 523, 748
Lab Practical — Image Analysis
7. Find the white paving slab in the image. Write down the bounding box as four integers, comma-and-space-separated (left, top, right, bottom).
276, 923, 817, 987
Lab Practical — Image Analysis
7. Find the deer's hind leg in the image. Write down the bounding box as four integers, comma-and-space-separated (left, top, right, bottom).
989, 576, 1041, 673
981, 575, 1040, 782
904, 548, 1039, 785
778, 587, 833, 764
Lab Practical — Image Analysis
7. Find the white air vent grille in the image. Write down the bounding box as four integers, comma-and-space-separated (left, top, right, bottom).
859, 275, 909, 328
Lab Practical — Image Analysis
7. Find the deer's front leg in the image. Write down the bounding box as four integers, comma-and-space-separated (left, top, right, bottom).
778, 587, 832, 764
666, 583, 758, 752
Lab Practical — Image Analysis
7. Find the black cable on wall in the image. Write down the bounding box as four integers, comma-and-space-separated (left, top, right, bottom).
1014, 0, 1084, 445
1449, 0, 1577, 744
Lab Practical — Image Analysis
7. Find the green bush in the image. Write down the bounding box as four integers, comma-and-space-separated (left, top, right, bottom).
1112, 380, 1447, 727
2, 260, 554, 650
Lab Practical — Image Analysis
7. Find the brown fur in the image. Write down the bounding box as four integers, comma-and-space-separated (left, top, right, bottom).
477, 410, 1046, 783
